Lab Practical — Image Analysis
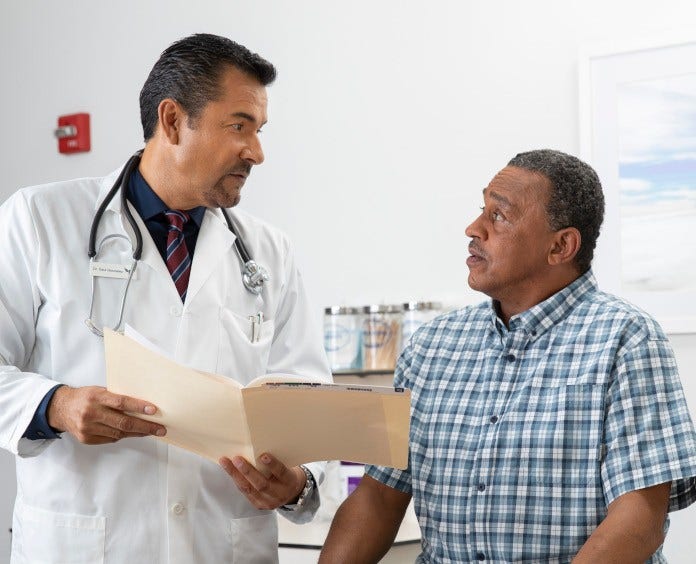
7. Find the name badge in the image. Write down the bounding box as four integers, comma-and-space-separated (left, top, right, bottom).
89, 262, 135, 279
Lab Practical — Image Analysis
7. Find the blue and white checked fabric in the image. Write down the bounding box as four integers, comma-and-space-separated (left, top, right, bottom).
367, 270, 696, 563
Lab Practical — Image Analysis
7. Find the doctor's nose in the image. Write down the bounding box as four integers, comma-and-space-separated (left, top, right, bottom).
241, 140, 264, 165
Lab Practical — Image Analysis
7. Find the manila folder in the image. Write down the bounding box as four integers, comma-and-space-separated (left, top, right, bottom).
104, 329, 410, 469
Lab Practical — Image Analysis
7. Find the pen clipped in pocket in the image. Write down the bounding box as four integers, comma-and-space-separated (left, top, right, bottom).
248, 311, 264, 343
217, 308, 274, 382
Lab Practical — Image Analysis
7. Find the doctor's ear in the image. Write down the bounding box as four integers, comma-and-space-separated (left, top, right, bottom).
157, 99, 183, 144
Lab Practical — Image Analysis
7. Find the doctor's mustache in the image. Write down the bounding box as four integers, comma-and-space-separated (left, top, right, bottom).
229, 163, 252, 177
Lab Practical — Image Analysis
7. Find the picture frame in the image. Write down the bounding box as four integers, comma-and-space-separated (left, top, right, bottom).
579, 32, 696, 335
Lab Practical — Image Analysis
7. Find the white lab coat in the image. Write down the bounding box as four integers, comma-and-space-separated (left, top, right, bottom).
0, 166, 332, 563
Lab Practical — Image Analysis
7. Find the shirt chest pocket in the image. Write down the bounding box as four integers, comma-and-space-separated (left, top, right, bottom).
217, 308, 275, 384
506, 383, 605, 487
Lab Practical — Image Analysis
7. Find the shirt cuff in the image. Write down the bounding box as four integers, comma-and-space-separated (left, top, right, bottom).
22, 384, 63, 440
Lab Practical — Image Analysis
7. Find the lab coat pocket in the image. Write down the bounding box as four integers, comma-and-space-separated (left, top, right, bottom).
218, 308, 275, 384
13, 502, 105, 563
229, 512, 278, 564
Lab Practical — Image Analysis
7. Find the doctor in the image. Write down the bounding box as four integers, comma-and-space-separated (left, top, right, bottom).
0, 33, 331, 563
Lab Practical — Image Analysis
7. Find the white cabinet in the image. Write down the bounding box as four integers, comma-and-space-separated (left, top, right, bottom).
278, 501, 421, 563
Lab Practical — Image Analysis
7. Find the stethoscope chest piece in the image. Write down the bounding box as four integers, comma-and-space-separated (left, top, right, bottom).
242, 260, 270, 295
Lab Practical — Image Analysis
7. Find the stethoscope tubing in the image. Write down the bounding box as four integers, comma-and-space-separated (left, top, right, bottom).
89, 151, 144, 260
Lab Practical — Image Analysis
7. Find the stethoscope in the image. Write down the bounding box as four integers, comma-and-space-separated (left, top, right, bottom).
85, 151, 269, 337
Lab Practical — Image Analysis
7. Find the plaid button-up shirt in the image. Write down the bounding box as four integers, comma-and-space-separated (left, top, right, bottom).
367, 271, 696, 563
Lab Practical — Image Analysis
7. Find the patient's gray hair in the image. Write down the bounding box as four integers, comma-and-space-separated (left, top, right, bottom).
508, 149, 604, 273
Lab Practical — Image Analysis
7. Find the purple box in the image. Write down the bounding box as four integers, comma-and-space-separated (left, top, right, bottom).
347, 476, 362, 495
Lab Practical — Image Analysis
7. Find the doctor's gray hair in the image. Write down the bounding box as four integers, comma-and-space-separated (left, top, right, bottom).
140, 33, 276, 141
507, 149, 604, 273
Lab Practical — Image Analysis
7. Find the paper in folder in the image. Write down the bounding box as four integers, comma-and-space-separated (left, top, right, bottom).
104, 328, 410, 470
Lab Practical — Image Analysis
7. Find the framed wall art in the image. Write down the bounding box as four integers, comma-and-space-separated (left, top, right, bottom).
579, 33, 696, 334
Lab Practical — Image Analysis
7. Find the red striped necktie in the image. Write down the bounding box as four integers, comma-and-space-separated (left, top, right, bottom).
164, 210, 191, 302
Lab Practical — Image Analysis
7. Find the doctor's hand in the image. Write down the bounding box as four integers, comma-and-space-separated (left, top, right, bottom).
47, 385, 167, 445
219, 453, 306, 510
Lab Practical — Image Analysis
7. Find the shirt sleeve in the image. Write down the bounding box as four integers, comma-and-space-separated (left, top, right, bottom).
365, 344, 413, 493
22, 384, 63, 440
601, 321, 696, 511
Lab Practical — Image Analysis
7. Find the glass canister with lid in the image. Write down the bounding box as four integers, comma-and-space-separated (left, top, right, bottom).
323, 306, 362, 371
361, 304, 403, 371
401, 301, 442, 350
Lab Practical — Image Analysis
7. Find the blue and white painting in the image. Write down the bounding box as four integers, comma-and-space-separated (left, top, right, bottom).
617, 73, 696, 292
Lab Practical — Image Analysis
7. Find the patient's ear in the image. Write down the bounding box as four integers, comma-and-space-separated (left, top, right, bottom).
548, 227, 581, 266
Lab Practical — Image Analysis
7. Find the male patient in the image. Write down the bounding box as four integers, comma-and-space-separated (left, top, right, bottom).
319, 149, 696, 563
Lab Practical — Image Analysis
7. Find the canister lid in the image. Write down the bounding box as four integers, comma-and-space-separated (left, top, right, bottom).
403, 301, 442, 311
324, 306, 360, 315
403, 301, 428, 311
362, 304, 403, 314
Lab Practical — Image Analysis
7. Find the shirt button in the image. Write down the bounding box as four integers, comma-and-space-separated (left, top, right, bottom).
477, 483, 486, 492
170, 306, 182, 317
37, 431, 45, 438
476, 552, 486, 561
171, 502, 185, 515
489, 415, 498, 424
506, 353, 516, 362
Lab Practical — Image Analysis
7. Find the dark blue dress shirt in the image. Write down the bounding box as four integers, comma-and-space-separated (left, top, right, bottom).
23, 168, 206, 440
127, 168, 206, 263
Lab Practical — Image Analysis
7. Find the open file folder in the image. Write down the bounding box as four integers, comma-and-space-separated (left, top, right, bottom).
104, 329, 410, 470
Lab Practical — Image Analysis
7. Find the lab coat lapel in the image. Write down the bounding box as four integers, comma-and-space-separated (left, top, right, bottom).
186, 209, 236, 304
128, 204, 173, 283
94, 168, 122, 212
98, 177, 177, 294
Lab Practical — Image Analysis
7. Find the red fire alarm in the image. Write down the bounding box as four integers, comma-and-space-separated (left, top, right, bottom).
55, 113, 91, 154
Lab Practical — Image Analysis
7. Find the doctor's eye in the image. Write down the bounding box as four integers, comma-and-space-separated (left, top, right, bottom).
491, 210, 504, 222
231, 124, 243, 132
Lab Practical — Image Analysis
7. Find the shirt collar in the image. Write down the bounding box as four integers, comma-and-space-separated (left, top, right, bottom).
489, 270, 598, 338
127, 168, 206, 227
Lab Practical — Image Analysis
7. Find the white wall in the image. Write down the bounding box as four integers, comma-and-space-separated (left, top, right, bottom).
2, 1, 696, 562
